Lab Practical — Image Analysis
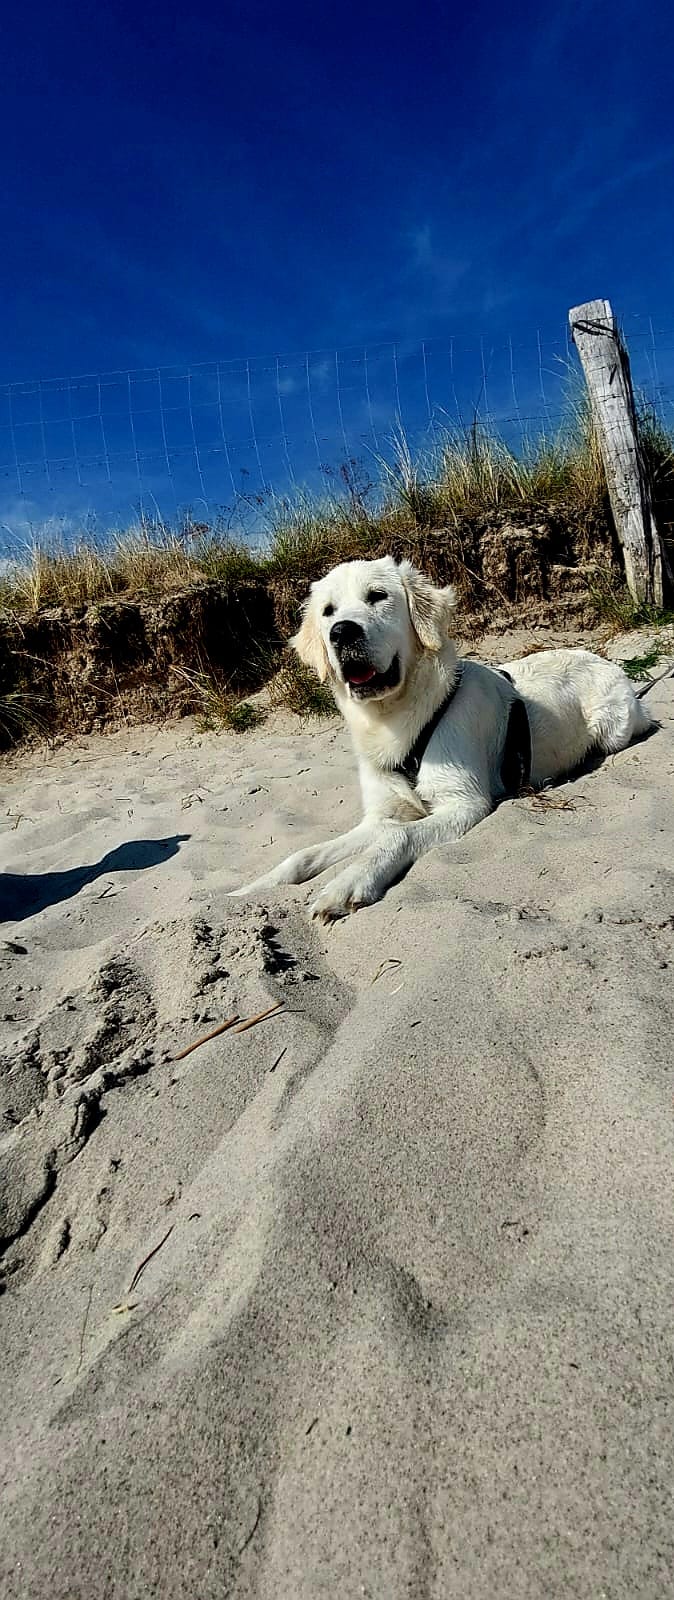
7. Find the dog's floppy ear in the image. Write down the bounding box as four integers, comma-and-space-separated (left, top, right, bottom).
399, 560, 457, 652
290, 588, 329, 681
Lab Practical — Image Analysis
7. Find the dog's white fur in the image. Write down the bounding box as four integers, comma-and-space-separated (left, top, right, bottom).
232, 556, 653, 921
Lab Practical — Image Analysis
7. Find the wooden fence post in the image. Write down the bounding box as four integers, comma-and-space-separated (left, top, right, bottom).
569, 298, 665, 608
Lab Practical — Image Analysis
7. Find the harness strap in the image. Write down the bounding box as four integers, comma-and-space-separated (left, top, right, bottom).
390, 663, 532, 794
498, 669, 531, 792
391, 668, 462, 785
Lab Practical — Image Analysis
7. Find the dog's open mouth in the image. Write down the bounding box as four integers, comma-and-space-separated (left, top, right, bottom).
341, 654, 401, 698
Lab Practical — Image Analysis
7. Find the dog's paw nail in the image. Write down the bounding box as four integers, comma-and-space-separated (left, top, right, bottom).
311, 901, 332, 923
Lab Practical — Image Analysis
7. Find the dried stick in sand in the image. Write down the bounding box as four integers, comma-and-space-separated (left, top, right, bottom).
173, 1015, 240, 1061
127, 1225, 175, 1295
234, 1002, 284, 1033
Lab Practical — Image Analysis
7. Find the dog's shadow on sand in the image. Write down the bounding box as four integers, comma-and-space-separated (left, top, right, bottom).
0, 836, 190, 924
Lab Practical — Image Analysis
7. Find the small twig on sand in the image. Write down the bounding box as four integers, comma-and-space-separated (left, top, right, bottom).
76, 1282, 94, 1374
370, 958, 402, 986
234, 1002, 284, 1034
524, 789, 579, 814
268, 1046, 288, 1073
238, 1496, 262, 1556
173, 1015, 240, 1060
127, 1225, 175, 1295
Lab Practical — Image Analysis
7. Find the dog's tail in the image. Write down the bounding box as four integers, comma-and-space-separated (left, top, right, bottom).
635, 665, 674, 699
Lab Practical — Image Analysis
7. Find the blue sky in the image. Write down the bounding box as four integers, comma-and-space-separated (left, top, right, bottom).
1, 0, 673, 533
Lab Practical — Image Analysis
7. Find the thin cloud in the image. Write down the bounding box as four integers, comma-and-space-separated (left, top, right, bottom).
406, 223, 468, 290
552, 149, 674, 240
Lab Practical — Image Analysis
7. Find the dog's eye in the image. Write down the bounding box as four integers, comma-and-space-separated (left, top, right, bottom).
366, 589, 387, 605
323, 603, 335, 617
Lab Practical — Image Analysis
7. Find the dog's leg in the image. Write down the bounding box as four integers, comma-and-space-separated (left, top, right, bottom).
309, 794, 491, 921
229, 817, 394, 898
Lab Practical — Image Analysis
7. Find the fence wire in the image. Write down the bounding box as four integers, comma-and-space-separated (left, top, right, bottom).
1, 314, 672, 536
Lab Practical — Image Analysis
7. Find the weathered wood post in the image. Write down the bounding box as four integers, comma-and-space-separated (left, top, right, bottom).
569, 298, 665, 608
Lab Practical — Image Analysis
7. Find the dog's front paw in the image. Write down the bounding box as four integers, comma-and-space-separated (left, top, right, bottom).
309, 863, 383, 923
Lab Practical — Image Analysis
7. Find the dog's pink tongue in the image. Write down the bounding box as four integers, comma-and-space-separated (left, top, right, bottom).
348, 667, 376, 685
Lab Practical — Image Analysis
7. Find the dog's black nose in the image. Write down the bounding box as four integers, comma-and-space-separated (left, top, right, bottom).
329, 619, 364, 648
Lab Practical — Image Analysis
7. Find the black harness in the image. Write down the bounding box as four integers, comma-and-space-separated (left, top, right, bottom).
497, 671, 532, 795
391, 665, 531, 795
392, 669, 463, 785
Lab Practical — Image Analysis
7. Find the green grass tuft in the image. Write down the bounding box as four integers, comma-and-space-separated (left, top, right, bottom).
584, 564, 674, 634
269, 653, 335, 719
222, 700, 265, 732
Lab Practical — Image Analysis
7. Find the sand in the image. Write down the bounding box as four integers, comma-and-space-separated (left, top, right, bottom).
1, 630, 673, 1599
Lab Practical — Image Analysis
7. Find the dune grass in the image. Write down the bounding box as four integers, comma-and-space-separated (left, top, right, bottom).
0, 523, 262, 614
1, 409, 673, 743
375, 407, 607, 527
0, 408, 621, 618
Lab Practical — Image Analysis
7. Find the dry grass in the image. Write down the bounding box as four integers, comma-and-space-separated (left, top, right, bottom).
0, 412, 616, 619
0, 691, 51, 743
0, 523, 260, 615
1, 540, 116, 612
585, 563, 674, 635
524, 789, 581, 814
172, 653, 336, 728
378, 406, 606, 528
1, 409, 673, 757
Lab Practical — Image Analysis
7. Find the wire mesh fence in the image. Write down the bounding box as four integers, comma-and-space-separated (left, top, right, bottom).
0, 311, 671, 540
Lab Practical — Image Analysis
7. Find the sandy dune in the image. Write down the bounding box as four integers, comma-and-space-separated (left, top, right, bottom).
1, 637, 673, 1599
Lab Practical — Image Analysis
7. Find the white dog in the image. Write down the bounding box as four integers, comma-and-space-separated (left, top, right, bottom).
232, 556, 653, 921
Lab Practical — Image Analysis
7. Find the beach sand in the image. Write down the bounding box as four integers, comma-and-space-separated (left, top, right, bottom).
1, 631, 673, 1598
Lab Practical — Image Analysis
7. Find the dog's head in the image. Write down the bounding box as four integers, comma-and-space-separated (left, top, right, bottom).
291, 557, 457, 703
